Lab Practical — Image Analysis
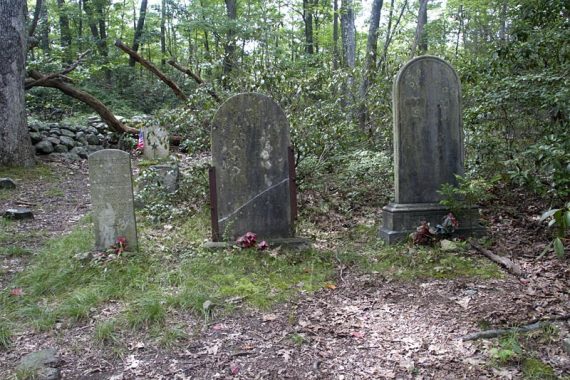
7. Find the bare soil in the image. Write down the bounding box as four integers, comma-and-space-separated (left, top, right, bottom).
1, 158, 569, 379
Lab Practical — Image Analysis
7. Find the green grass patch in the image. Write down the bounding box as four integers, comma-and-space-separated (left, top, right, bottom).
522, 357, 557, 379
340, 243, 502, 280
0, 318, 12, 350
0, 162, 54, 181
45, 188, 65, 197
94, 319, 119, 345
0, 213, 335, 337
0, 246, 32, 257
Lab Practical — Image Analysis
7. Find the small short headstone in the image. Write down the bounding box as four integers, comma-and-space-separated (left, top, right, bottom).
0, 178, 16, 189
88, 149, 138, 251
143, 125, 169, 159
4, 208, 33, 220
149, 164, 180, 193
209, 93, 299, 244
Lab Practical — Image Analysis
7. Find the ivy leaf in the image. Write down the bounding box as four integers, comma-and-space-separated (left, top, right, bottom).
553, 238, 564, 257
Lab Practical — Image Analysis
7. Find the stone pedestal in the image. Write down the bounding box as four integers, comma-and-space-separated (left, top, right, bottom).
379, 203, 486, 244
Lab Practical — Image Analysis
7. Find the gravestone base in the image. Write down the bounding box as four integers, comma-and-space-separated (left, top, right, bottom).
203, 237, 312, 251
379, 203, 486, 244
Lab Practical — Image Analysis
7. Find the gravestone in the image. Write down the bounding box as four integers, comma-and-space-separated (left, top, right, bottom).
379, 56, 484, 244
208, 93, 302, 245
88, 149, 138, 251
143, 125, 169, 159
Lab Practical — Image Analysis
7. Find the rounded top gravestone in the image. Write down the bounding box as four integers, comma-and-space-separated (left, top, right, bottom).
393, 55, 464, 204
211, 93, 293, 241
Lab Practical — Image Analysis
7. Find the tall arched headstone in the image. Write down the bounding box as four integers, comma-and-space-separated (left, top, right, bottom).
209, 93, 299, 244
88, 149, 138, 250
379, 56, 484, 243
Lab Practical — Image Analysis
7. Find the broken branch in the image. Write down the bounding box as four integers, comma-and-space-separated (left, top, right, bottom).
115, 40, 188, 102
167, 60, 222, 103
25, 50, 91, 90
469, 241, 523, 277
462, 315, 570, 341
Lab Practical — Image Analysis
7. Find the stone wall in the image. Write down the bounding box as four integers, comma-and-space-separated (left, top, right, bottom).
28, 115, 150, 161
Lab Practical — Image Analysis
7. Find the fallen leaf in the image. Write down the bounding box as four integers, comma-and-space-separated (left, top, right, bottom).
351, 331, 365, 339
10, 288, 23, 297
325, 283, 337, 290
262, 313, 277, 322
456, 296, 471, 309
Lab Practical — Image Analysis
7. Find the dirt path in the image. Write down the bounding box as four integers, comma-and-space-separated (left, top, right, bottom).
1, 159, 569, 379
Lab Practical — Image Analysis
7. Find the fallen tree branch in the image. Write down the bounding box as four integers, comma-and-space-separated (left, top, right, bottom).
25, 50, 90, 90
115, 40, 188, 102
26, 70, 136, 135
469, 241, 523, 276
462, 314, 570, 341
167, 60, 222, 103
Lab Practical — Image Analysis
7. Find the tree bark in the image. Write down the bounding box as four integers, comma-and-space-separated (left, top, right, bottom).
115, 40, 188, 102
303, 0, 314, 54
168, 60, 222, 103
160, 0, 166, 65
27, 70, 134, 135
333, 0, 339, 69
28, 0, 42, 38
0, 0, 35, 167
223, 0, 237, 87
340, 0, 356, 68
358, 0, 384, 131
130, 0, 148, 67
411, 0, 428, 58
38, 0, 49, 52
57, 0, 73, 63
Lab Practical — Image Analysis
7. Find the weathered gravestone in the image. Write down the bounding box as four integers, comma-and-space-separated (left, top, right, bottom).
208, 93, 304, 246
143, 125, 169, 159
88, 149, 138, 250
379, 56, 484, 243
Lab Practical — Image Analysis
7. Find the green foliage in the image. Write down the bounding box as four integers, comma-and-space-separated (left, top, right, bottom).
0, 318, 12, 350
522, 357, 557, 380
540, 202, 570, 257
489, 334, 523, 364
438, 174, 498, 215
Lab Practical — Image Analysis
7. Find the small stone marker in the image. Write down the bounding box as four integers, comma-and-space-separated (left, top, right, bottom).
209, 93, 300, 244
149, 164, 180, 193
4, 208, 33, 220
16, 348, 61, 380
379, 56, 484, 243
88, 149, 138, 251
0, 178, 16, 189
143, 125, 169, 159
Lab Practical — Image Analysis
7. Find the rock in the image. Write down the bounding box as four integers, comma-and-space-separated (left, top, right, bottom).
4, 208, 34, 220
0, 178, 16, 189
47, 137, 60, 145
59, 128, 76, 138
85, 134, 100, 145
563, 338, 570, 354
29, 132, 42, 144
74, 251, 92, 261
86, 145, 103, 153
54, 144, 69, 153
16, 348, 60, 380
49, 129, 61, 136
440, 239, 459, 252
62, 124, 77, 132
88, 115, 100, 123
59, 136, 76, 148
70, 147, 88, 159
86, 126, 99, 135
76, 131, 85, 140
35, 140, 54, 154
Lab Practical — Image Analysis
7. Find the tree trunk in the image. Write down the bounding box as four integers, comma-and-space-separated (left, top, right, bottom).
340, 0, 356, 68
358, 0, 383, 131
379, 0, 407, 73
38, 0, 50, 52
130, 0, 148, 67
303, 0, 314, 54
28, 0, 42, 38
411, 0, 428, 58
160, 0, 166, 65
333, 0, 339, 69
57, 0, 72, 63
0, 0, 35, 167
223, 0, 237, 87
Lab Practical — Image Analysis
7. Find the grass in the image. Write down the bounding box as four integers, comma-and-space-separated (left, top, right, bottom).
0, 162, 54, 181
0, 208, 503, 349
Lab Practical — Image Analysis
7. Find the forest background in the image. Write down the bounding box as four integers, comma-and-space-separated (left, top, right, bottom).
19, 0, 570, 212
